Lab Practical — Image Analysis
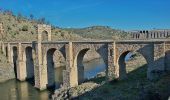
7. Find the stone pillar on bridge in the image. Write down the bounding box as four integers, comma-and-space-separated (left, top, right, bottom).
17, 43, 27, 81
63, 42, 78, 88
7, 43, 12, 63
33, 41, 48, 90
149, 42, 166, 80
113, 42, 120, 79
107, 43, 115, 81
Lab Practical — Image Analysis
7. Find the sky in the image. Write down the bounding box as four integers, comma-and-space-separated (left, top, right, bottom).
0, 0, 170, 30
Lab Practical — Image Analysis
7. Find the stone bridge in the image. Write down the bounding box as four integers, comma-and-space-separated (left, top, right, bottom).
0, 40, 170, 90
0, 24, 170, 90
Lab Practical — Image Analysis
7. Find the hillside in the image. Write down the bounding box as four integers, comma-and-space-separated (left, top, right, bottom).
64, 26, 131, 40
0, 11, 83, 42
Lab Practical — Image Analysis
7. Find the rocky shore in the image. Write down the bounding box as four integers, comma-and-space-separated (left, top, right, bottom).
0, 54, 15, 83
52, 72, 105, 100
52, 82, 99, 100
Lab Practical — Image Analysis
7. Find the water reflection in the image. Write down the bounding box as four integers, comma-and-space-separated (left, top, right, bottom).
84, 58, 106, 79
0, 58, 105, 100
54, 66, 65, 89
0, 80, 49, 100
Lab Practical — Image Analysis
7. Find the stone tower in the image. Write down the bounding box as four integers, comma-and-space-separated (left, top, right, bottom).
37, 24, 51, 42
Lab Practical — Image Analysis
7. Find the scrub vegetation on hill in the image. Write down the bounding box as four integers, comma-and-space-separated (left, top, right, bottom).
64, 26, 131, 40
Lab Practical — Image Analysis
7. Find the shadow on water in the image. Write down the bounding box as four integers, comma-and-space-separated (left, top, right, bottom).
26, 77, 35, 86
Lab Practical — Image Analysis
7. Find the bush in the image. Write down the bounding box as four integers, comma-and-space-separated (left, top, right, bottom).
61, 32, 64, 37
22, 25, 28, 31
7, 26, 11, 31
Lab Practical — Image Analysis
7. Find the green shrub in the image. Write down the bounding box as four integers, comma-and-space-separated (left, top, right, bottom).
22, 25, 28, 31
7, 26, 11, 31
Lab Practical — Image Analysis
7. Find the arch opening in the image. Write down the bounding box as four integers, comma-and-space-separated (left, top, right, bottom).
42, 31, 48, 41
12, 46, 18, 78
118, 51, 147, 80
75, 49, 106, 85
25, 47, 35, 84
46, 48, 66, 90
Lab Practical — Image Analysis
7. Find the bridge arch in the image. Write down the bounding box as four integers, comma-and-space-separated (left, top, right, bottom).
117, 50, 148, 80
25, 47, 35, 82
43, 48, 66, 89
74, 48, 107, 84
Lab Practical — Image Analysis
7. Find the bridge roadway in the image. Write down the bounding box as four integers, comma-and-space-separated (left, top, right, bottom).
3, 39, 170, 43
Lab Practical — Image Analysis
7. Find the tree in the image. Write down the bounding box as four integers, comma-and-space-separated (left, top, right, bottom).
17, 13, 23, 21
38, 17, 46, 24
30, 14, 34, 20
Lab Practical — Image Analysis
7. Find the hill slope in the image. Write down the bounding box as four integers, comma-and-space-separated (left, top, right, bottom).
64, 26, 130, 40
0, 12, 83, 42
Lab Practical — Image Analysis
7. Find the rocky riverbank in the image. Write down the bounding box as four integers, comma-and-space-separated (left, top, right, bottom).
52, 72, 105, 100
0, 54, 15, 83
52, 82, 100, 100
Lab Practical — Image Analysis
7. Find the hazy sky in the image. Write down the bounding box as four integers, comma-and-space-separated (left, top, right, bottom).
0, 0, 170, 30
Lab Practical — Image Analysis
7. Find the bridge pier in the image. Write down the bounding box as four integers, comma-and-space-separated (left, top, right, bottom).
148, 43, 166, 80
64, 42, 78, 87
17, 43, 27, 81
107, 43, 116, 80
33, 42, 48, 90
7, 43, 12, 63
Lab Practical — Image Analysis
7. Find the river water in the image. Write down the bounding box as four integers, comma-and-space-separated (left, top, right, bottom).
0, 58, 106, 100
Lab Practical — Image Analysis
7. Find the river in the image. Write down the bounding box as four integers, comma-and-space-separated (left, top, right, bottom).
0, 58, 106, 100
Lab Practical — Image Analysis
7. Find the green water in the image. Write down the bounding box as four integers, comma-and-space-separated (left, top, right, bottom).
0, 59, 105, 100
